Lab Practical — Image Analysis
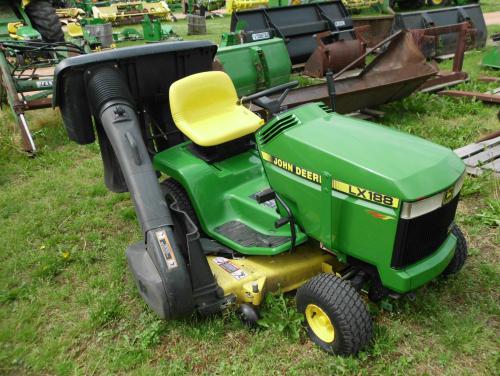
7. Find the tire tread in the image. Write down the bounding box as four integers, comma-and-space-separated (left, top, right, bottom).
160, 178, 201, 230
25, 0, 64, 43
443, 224, 468, 275
297, 273, 372, 355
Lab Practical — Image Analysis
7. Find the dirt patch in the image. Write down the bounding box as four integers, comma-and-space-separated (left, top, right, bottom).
484, 12, 500, 26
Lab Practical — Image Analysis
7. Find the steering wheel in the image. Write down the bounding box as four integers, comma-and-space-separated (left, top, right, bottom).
240, 81, 299, 116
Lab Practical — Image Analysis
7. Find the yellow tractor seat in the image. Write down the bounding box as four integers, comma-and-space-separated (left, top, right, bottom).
169, 71, 265, 147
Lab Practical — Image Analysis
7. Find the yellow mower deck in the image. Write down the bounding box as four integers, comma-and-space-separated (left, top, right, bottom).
208, 243, 344, 306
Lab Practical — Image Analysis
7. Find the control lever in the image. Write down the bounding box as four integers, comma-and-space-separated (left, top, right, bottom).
326, 71, 336, 112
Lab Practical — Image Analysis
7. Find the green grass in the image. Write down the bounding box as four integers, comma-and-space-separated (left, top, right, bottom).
1, 14, 500, 376
479, 0, 500, 13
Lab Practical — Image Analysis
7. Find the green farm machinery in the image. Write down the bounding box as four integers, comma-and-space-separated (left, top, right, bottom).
0, 0, 76, 153
482, 33, 500, 70
0, 0, 64, 42
0, 0, 181, 154
53, 41, 468, 355
0, 39, 83, 153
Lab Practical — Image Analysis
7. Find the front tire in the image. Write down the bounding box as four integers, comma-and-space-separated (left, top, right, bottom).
25, 0, 65, 43
296, 273, 373, 355
442, 224, 468, 276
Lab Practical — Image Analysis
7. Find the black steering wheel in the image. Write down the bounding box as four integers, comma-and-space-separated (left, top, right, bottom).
240, 81, 299, 116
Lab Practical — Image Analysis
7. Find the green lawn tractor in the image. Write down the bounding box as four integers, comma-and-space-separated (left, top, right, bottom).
53, 41, 468, 355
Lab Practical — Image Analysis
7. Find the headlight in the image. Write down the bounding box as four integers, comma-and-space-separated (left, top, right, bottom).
401, 173, 465, 219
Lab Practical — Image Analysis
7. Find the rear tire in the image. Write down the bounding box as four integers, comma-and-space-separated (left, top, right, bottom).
296, 273, 372, 355
25, 0, 65, 43
160, 178, 201, 230
442, 224, 468, 276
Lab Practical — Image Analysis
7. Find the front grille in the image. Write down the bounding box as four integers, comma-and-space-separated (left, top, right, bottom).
391, 194, 459, 269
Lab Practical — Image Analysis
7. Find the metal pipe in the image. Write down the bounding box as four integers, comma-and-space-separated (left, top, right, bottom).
0, 50, 36, 153
18, 114, 36, 154
15, 78, 53, 93
85, 64, 194, 318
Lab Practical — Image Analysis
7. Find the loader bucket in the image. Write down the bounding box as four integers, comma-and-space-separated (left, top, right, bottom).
304, 32, 366, 78
251, 31, 437, 114
331, 31, 437, 113
230, 1, 356, 65
391, 4, 487, 59
214, 38, 291, 97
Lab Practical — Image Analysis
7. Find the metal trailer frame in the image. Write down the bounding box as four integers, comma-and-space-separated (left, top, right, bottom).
0, 41, 83, 154
416, 21, 473, 92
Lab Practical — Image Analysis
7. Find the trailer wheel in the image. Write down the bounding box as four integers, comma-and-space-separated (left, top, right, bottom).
442, 224, 468, 276
25, 0, 65, 43
161, 178, 202, 231
296, 273, 372, 355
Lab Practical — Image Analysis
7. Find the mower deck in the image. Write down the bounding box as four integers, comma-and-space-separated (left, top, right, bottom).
207, 244, 343, 306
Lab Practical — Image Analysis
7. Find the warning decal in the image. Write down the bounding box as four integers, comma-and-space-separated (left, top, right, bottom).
213, 257, 248, 280
155, 230, 178, 269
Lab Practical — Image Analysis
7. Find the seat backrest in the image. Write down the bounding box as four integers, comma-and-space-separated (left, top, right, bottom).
169, 71, 238, 129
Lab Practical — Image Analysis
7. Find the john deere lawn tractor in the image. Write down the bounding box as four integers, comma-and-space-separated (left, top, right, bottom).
53, 41, 468, 355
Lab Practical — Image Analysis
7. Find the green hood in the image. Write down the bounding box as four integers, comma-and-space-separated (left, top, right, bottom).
257, 103, 465, 201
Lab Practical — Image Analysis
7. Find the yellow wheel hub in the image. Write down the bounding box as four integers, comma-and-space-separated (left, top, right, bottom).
305, 304, 335, 343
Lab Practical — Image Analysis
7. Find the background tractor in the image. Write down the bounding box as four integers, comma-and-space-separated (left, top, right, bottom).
0, 0, 64, 42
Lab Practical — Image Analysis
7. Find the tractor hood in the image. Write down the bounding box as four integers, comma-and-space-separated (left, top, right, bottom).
256, 103, 465, 202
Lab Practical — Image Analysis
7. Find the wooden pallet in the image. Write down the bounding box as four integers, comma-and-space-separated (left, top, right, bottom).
454, 136, 500, 176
